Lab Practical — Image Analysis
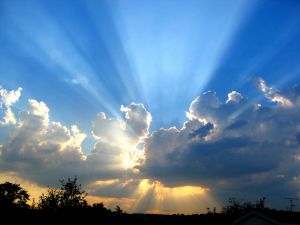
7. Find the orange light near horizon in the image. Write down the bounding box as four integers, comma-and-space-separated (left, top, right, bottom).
129, 179, 219, 214
0, 172, 48, 205
86, 178, 219, 214
0, 173, 220, 214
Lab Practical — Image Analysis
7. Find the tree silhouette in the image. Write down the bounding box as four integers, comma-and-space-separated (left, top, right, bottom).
221, 197, 268, 217
59, 177, 88, 209
38, 177, 88, 210
114, 205, 123, 214
0, 182, 29, 209
93, 202, 105, 209
38, 188, 60, 210
92, 202, 111, 214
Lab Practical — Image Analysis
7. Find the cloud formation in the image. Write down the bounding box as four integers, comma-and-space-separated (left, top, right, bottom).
140, 79, 300, 204
256, 77, 293, 107
87, 102, 151, 180
0, 78, 300, 211
0, 95, 86, 185
0, 86, 22, 125
0, 90, 152, 187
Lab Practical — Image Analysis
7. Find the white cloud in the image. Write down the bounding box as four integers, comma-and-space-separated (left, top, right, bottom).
226, 91, 244, 104
120, 103, 152, 139
88, 103, 152, 175
0, 96, 152, 186
256, 77, 293, 107
0, 86, 22, 108
0, 86, 22, 125
1, 107, 17, 125
1, 79, 300, 209
0, 98, 87, 185
187, 91, 221, 122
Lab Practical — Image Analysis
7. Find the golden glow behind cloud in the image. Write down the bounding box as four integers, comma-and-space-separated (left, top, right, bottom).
130, 179, 219, 214
0, 174, 216, 214
2, 79, 300, 212
0, 172, 47, 205
85, 178, 218, 214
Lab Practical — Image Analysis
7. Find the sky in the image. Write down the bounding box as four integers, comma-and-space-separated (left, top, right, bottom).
1, 0, 300, 213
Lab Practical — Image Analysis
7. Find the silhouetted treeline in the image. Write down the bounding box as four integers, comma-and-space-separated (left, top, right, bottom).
0, 178, 299, 225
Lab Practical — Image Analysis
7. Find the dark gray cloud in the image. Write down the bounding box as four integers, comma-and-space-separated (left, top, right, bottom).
0, 79, 300, 209
140, 79, 300, 206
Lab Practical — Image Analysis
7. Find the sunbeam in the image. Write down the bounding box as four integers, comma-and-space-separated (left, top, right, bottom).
129, 179, 219, 214
108, 0, 256, 128
1, 0, 300, 216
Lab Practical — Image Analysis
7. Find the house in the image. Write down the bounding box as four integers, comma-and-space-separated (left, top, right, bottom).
232, 211, 300, 225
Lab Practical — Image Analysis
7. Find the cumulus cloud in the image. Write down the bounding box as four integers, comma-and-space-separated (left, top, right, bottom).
187, 91, 221, 123
87, 103, 151, 179
140, 78, 300, 205
92, 103, 151, 144
0, 98, 87, 185
0, 86, 22, 107
1, 78, 300, 210
0, 86, 22, 125
0, 95, 152, 186
226, 91, 244, 104
1, 108, 17, 126
120, 103, 152, 139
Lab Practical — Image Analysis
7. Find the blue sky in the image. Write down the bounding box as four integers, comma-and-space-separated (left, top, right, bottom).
1, 0, 300, 132
1, 0, 300, 213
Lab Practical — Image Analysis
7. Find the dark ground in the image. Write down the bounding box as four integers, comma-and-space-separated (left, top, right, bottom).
1, 209, 300, 225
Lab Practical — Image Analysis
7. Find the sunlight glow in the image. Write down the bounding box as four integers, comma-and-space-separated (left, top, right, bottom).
130, 179, 219, 214
108, 0, 256, 127
121, 147, 145, 171
86, 178, 218, 214
0, 172, 47, 205
94, 179, 120, 186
